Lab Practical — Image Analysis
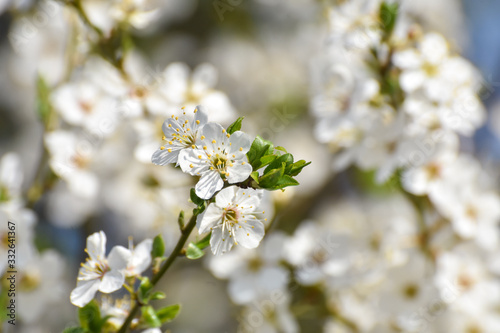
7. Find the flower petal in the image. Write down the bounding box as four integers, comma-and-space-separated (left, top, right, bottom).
215, 186, 237, 208
198, 204, 223, 233
234, 188, 262, 211
195, 170, 224, 200
70, 279, 100, 307
234, 219, 265, 249
228, 131, 252, 154
226, 162, 253, 184
99, 270, 125, 293
107, 245, 130, 270
178, 149, 209, 176
86, 231, 106, 262
151, 146, 182, 165
129, 239, 153, 275
210, 227, 234, 255
194, 105, 208, 127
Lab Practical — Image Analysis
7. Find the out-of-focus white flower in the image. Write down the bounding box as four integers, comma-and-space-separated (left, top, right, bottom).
110, 238, 152, 277
178, 123, 253, 199
284, 222, 350, 285
443, 309, 500, 333
0, 206, 37, 274
44, 130, 99, 198
18, 250, 67, 323
141, 329, 162, 333
151, 105, 208, 166
207, 232, 288, 304
197, 186, 265, 255
0, 152, 23, 204
435, 249, 499, 315
51, 80, 118, 136
433, 186, 500, 249
70, 231, 128, 307
157, 62, 236, 123
239, 293, 298, 333
100, 297, 131, 330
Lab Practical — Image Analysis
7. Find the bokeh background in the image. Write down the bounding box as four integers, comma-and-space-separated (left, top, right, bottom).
1, 0, 500, 332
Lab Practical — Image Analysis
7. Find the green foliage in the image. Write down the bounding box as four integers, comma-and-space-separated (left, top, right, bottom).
138, 277, 154, 304
227, 117, 244, 134
63, 328, 87, 333
379, 2, 399, 39
246, 137, 310, 191
177, 210, 185, 230
78, 300, 108, 333
152, 235, 165, 259
156, 304, 181, 323
36, 75, 57, 130
186, 232, 211, 260
141, 305, 162, 328
186, 243, 205, 259
190, 189, 204, 206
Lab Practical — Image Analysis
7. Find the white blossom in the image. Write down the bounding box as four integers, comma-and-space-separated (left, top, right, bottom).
178, 123, 253, 199
197, 186, 265, 255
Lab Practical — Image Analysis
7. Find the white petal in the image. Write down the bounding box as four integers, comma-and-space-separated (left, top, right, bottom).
151, 146, 182, 165
98, 270, 125, 293
195, 170, 224, 200
226, 162, 252, 184
215, 186, 237, 208
194, 105, 209, 126
400, 70, 425, 93
192, 63, 218, 94
197, 204, 223, 233
200, 122, 227, 150
234, 219, 265, 249
107, 246, 130, 270
210, 227, 234, 255
70, 280, 100, 307
234, 188, 262, 211
227, 273, 257, 304
86, 231, 106, 262
130, 239, 153, 275
178, 149, 209, 175
228, 131, 252, 154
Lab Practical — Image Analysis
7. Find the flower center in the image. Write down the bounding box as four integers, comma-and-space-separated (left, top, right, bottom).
79, 258, 110, 281
19, 269, 41, 292
402, 283, 419, 299
78, 100, 93, 114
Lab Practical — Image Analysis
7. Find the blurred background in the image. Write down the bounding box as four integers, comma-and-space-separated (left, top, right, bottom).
1, 0, 500, 332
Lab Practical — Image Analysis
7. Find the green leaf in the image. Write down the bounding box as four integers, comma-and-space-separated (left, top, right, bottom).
227, 117, 244, 134
177, 210, 185, 230
152, 235, 165, 259
141, 305, 161, 328
258, 163, 285, 189
156, 304, 181, 323
269, 175, 300, 190
150, 292, 166, 300
247, 136, 274, 170
194, 232, 211, 250
287, 160, 311, 177
36, 75, 56, 130
250, 171, 260, 184
138, 277, 153, 304
190, 188, 204, 206
275, 146, 288, 153
78, 300, 102, 332
186, 242, 205, 259
63, 328, 87, 333
379, 2, 398, 38
264, 153, 294, 174
259, 155, 277, 169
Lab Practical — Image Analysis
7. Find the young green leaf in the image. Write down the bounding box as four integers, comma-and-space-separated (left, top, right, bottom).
138, 277, 153, 304
247, 136, 274, 169
287, 160, 311, 177
186, 242, 205, 259
190, 188, 204, 206
177, 210, 185, 230
141, 305, 161, 328
264, 153, 294, 174
63, 328, 87, 333
156, 304, 181, 323
379, 2, 398, 38
78, 300, 102, 332
150, 291, 166, 301
227, 117, 244, 134
152, 235, 165, 259
258, 163, 285, 188
194, 232, 211, 250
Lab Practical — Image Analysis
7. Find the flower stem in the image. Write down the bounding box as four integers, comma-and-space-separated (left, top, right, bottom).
117, 212, 199, 333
